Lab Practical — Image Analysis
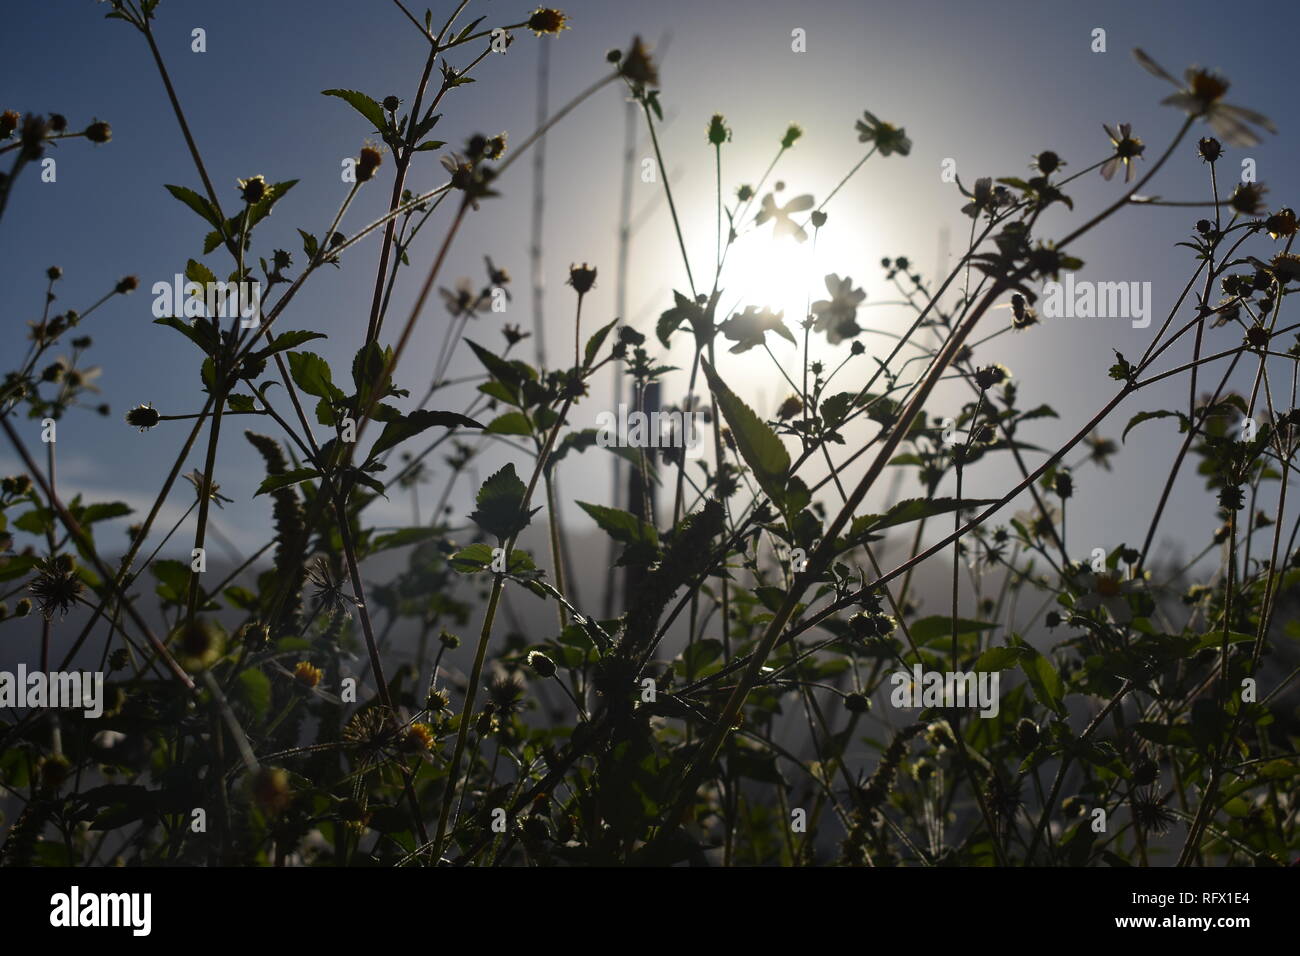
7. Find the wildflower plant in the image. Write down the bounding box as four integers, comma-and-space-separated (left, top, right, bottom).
0, 1, 1295, 875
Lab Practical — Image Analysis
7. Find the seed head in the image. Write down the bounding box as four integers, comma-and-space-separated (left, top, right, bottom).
707, 113, 730, 146
1197, 136, 1223, 162
356, 146, 383, 183
527, 650, 557, 678
238, 175, 268, 204
1034, 150, 1062, 174
84, 120, 111, 144
568, 262, 597, 294
1266, 207, 1297, 240
620, 36, 658, 87
126, 403, 160, 431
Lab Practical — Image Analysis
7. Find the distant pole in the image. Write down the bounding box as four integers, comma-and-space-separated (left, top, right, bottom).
530, 38, 550, 368
603, 96, 638, 618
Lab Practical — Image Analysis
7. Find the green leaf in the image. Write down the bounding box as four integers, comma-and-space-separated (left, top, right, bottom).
249, 330, 327, 363
254, 469, 320, 496
321, 89, 390, 134
576, 501, 659, 565
469, 463, 537, 541
287, 351, 345, 402
700, 359, 789, 509
369, 527, 443, 553
851, 497, 998, 539
185, 258, 217, 286
1123, 409, 1189, 442
237, 669, 272, 720
584, 319, 619, 368
370, 409, 483, 457
243, 180, 298, 230
227, 394, 256, 413
153, 316, 218, 356
164, 184, 223, 230
150, 559, 191, 605
79, 502, 131, 524
351, 342, 392, 407
681, 639, 724, 678
450, 543, 536, 575
910, 616, 1000, 644
1019, 646, 1065, 716
975, 645, 1023, 671
484, 412, 533, 436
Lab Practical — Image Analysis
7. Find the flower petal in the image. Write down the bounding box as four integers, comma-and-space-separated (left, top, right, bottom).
1133, 48, 1178, 85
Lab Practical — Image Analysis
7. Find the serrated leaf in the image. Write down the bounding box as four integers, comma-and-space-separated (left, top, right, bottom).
370, 409, 482, 457
287, 351, 345, 402
249, 330, 327, 363
153, 316, 218, 356
851, 497, 997, 539
576, 500, 659, 566
910, 616, 1000, 644
484, 411, 533, 436
164, 184, 223, 230
322, 89, 389, 134
1123, 409, 1189, 442
975, 645, 1023, 671
701, 359, 789, 509
469, 463, 537, 541
584, 318, 618, 368
254, 469, 320, 496
1019, 645, 1065, 716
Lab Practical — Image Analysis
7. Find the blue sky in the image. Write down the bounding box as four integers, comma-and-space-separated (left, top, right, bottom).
3, 0, 1299, 575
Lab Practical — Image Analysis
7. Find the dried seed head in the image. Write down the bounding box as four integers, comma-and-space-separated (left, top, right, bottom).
1266, 207, 1298, 240
707, 113, 730, 146
567, 262, 597, 294
357, 146, 383, 183
84, 120, 111, 144
1229, 182, 1267, 216
527, 650, 557, 678
126, 403, 160, 431
777, 395, 803, 420
620, 35, 658, 87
